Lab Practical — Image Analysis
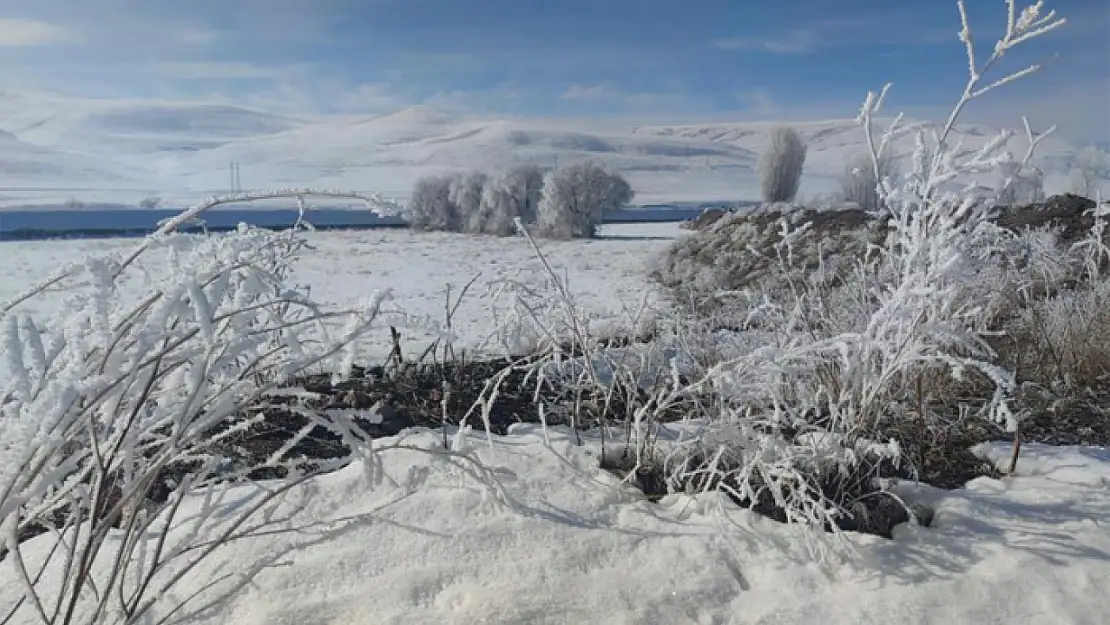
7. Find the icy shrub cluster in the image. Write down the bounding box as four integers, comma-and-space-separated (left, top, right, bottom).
535, 162, 634, 239
993, 201, 1110, 388
758, 125, 807, 204
405, 162, 632, 239
997, 160, 1046, 206
616, 0, 1075, 552
456, 0, 1084, 555
839, 150, 899, 212
0, 190, 439, 624
1068, 146, 1108, 198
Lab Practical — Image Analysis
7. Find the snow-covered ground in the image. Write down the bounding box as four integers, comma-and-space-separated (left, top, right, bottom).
171, 438, 1101, 625
0, 222, 686, 360
3, 425, 1108, 625
0, 91, 1102, 207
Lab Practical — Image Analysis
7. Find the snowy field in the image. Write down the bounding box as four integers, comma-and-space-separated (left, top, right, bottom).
0, 222, 684, 360
3, 221, 1109, 624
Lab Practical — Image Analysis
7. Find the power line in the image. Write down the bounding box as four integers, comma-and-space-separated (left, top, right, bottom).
229, 160, 242, 193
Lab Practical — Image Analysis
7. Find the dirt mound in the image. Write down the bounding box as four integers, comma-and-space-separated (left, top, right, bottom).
653, 207, 884, 301
995, 193, 1098, 243
654, 195, 1105, 305
680, 208, 729, 231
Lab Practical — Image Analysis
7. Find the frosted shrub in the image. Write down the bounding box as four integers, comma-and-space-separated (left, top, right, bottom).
1006, 278, 1110, 386
812, 0, 1065, 460
1068, 146, 1107, 198
503, 164, 546, 225
758, 125, 807, 203
406, 175, 459, 231
0, 190, 431, 625
839, 150, 897, 212
651, 208, 885, 314
451, 171, 488, 233
997, 161, 1046, 206
995, 203, 1110, 387
636, 0, 1069, 555
408, 168, 543, 235
476, 175, 523, 236
475, 165, 546, 236
535, 163, 633, 239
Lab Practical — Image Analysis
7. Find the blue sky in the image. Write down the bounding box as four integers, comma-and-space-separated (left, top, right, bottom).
0, 0, 1106, 139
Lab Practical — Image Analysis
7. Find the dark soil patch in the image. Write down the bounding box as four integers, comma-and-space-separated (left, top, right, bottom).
212, 347, 1109, 540
1001, 388, 1110, 447
212, 355, 696, 479
994, 193, 1098, 244
601, 450, 935, 539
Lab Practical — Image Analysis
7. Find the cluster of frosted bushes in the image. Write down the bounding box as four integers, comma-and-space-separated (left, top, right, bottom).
654, 192, 1110, 393
616, 0, 1096, 542
405, 162, 633, 239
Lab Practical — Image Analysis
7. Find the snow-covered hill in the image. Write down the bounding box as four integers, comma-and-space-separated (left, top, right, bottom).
633, 117, 1087, 179
0, 126, 146, 190
0, 91, 304, 154
0, 92, 1102, 207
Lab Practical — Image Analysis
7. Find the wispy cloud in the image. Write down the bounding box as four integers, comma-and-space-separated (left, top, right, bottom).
0, 0, 1101, 142
154, 61, 301, 81
173, 26, 219, 46
712, 30, 818, 54
0, 18, 70, 46
558, 82, 712, 115
711, 12, 952, 54
336, 83, 408, 112
560, 83, 624, 103
735, 88, 779, 116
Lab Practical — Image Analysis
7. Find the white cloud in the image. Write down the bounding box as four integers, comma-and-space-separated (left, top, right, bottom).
0, 18, 70, 46
155, 61, 296, 80
559, 82, 709, 114
560, 83, 620, 103
710, 12, 955, 55
337, 83, 407, 112
937, 82, 1110, 143
174, 26, 218, 45
735, 88, 779, 116
711, 30, 816, 54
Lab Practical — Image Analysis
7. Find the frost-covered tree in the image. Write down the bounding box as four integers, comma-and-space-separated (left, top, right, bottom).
1069, 146, 1108, 198
535, 163, 633, 239
997, 162, 1045, 206
758, 125, 807, 203
840, 151, 898, 212
503, 164, 545, 225
406, 175, 458, 231
476, 165, 546, 236
451, 171, 488, 233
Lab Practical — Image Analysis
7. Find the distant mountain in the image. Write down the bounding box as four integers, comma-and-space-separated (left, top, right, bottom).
0, 92, 1102, 208
0, 90, 304, 154
0, 124, 143, 187
632, 118, 1086, 178
154, 107, 760, 200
